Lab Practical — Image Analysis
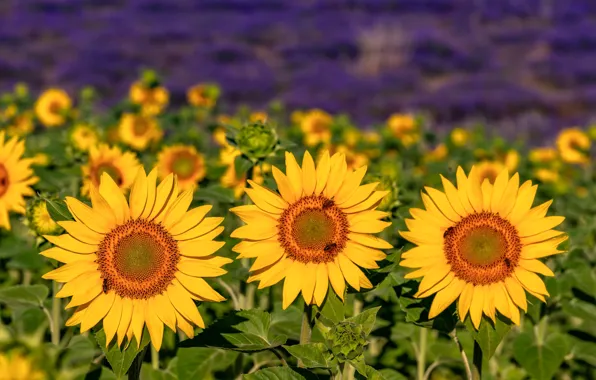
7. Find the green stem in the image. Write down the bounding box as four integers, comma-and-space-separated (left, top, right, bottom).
342, 362, 355, 380
450, 330, 472, 380
151, 346, 159, 370
472, 340, 482, 380
417, 328, 428, 380
298, 304, 313, 368
22, 270, 31, 286
128, 345, 148, 380
51, 282, 61, 345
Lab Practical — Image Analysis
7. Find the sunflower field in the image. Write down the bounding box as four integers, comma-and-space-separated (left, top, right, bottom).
0, 71, 594, 380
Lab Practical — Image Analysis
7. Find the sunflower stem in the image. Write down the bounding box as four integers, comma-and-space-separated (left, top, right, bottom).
22, 270, 32, 286
298, 304, 313, 367
151, 346, 159, 370
472, 340, 482, 380
450, 330, 472, 380
51, 282, 61, 345
417, 327, 428, 380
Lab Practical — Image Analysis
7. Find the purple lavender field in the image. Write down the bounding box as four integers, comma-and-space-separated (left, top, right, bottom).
2, 0, 596, 138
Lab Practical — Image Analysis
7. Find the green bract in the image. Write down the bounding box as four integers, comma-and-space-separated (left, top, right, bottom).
236, 122, 278, 159
326, 321, 368, 362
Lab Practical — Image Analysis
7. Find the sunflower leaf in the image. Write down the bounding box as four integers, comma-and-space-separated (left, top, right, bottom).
243, 366, 323, 380
317, 290, 346, 325
344, 306, 381, 336
464, 315, 512, 360
513, 331, 570, 380
283, 343, 333, 368
95, 328, 150, 379
44, 198, 74, 222
177, 347, 238, 379
0, 284, 49, 309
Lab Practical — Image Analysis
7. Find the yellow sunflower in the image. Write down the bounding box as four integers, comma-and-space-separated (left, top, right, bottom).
529, 147, 558, 164
250, 111, 268, 123
70, 124, 100, 151
474, 161, 505, 185
28, 199, 61, 236
41, 170, 229, 350
556, 128, 590, 164
118, 114, 163, 151
129, 81, 169, 116
399, 167, 566, 328
6, 112, 34, 137
300, 109, 332, 147
329, 145, 369, 171
387, 113, 419, 147
35, 88, 72, 128
157, 145, 206, 191
450, 128, 469, 147
0, 351, 45, 380
0, 132, 39, 230
187, 84, 218, 108
230, 151, 392, 309
425, 143, 448, 162
81, 144, 141, 196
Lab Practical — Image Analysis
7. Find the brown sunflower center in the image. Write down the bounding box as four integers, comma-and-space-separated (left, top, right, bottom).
171, 152, 198, 179
49, 100, 62, 114
94, 163, 123, 186
444, 212, 521, 285
133, 119, 150, 136
278, 195, 348, 264
478, 168, 499, 184
97, 219, 179, 299
0, 164, 9, 197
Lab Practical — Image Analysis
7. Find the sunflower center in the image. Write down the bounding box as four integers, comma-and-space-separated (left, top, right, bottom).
49, 101, 61, 114
444, 212, 521, 285
278, 195, 348, 264
133, 119, 150, 136
171, 153, 197, 179
479, 169, 498, 184
0, 164, 9, 197
97, 220, 179, 299
95, 163, 123, 186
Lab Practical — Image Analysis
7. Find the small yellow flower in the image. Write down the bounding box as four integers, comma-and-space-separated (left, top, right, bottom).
81, 144, 141, 196
6, 112, 34, 137
364, 131, 381, 144
344, 129, 360, 148
28, 199, 61, 235
529, 147, 558, 164
0, 351, 45, 380
450, 128, 469, 146
70, 124, 99, 151
556, 128, 591, 164
534, 168, 559, 183
35, 88, 72, 128
129, 81, 169, 116
425, 143, 448, 162
250, 111, 268, 123
387, 113, 419, 147
118, 114, 162, 151
30, 153, 50, 167
1, 104, 18, 121
301, 109, 332, 147
157, 145, 206, 191
504, 150, 520, 171
187, 84, 218, 108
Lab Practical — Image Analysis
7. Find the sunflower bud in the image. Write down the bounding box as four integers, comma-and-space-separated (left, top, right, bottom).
236, 122, 278, 160
27, 199, 61, 236
326, 321, 368, 362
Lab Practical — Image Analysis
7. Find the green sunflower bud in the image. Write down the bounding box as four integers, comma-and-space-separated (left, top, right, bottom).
27, 198, 62, 236
236, 122, 278, 160
327, 321, 368, 362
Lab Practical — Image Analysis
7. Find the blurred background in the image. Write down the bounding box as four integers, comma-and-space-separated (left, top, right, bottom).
1, 0, 595, 143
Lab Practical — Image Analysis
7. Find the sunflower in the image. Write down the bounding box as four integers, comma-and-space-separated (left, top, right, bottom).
41, 169, 229, 350
529, 147, 558, 164
81, 144, 141, 196
157, 145, 206, 191
6, 112, 34, 137
35, 88, 72, 128
70, 124, 100, 151
230, 151, 392, 309
187, 83, 219, 108
250, 111, 268, 123
399, 167, 566, 328
0, 351, 45, 380
28, 199, 61, 236
329, 145, 369, 171
118, 114, 163, 151
450, 128, 469, 146
556, 128, 590, 164
474, 161, 505, 185
387, 113, 419, 147
0, 132, 39, 230
425, 143, 448, 162
300, 109, 332, 147
129, 81, 169, 116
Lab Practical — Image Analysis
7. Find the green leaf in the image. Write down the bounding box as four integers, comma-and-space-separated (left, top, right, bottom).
283, 343, 333, 368
270, 305, 302, 341
141, 363, 177, 380
353, 364, 398, 380
177, 347, 239, 379
95, 328, 150, 379
44, 197, 74, 222
194, 185, 236, 204
0, 285, 49, 309
61, 335, 97, 369
234, 155, 254, 178
318, 290, 345, 324
513, 332, 569, 380
180, 309, 287, 352
464, 315, 512, 360
376, 369, 408, 380
243, 366, 322, 380
344, 307, 381, 336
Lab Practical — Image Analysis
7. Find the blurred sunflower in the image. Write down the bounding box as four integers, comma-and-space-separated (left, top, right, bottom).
0, 351, 45, 380
0, 132, 39, 230
475, 161, 505, 185
187, 83, 219, 108
6, 112, 34, 137
387, 113, 419, 147
81, 144, 141, 196
249, 111, 268, 123
35, 88, 72, 128
400, 167, 566, 328
69, 124, 99, 152
425, 143, 448, 162
157, 145, 206, 191
556, 128, 590, 164
450, 128, 469, 147
529, 147, 558, 164
28, 199, 61, 236
42, 170, 229, 351
30, 153, 50, 167
534, 168, 560, 184
230, 151, 392, 308
330, 145, 369, 171
300, 109, 332, 147
118, 114, 162, 151
129, 81, 169, 116
219, 145, 269, 199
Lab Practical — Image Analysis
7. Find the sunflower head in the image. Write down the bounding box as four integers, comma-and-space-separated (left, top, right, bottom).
300, 109, 332, 147
556, 128, 591, 164
230, 151, 392, 309
0, 132, 39, 230
236, 122, 278, 160
27, 198, 61, 236
450, 128, 469, 147
81, 144, 141, 196
187, 83, 220, 108
0, 351, 45, 380
118, 114, 163, 151
6, 112, 34, 137
34, 88, 72, 128
69, 124, 100, 152
41, 169, 229, 351
129, 81, 169, 116
399, 166, 566, 329
425, 143, 448, 162
249, 111, 268, 123
529, 147, 558, 164
534, 168, 560, 183
386, 113, 419, 146
157, 145, 206, 191
474, 161, 505, 185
